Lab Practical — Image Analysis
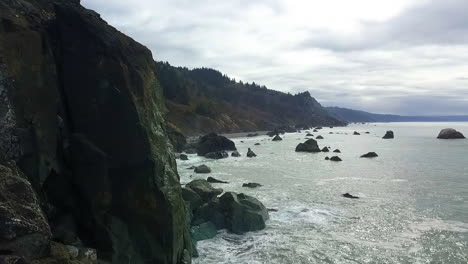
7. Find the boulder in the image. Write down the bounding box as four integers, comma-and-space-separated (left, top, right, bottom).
295, 139, 321, 153
321, 147, 330, 152
185, 179, 223, 202
333, 149, 341, 153
325, 157, 330, 160
197, 133, 236, 156
207, 177, 228, 184
437, 128, 465, 139
342, 193, 359, 199
360, 152, 378, 158
194, 165, 212, 174
353, 131, 360, 135
181, 187, 203, 211
382, 131, 394, 139
231, 151, 241, 157
205, 151, 228, 159
180, 154, 189, 160
330, 156, 342, 162
190, 222, 218, 242
247, 148, 257, 158
242, 182, 262, 188
192, 198, 226, 230
365, 131, 370, 134
316, 135, 324, 139
306, 133, 314, 137
0, 163, 51, 260
272, 135, 282, 141
219, 192, 269, 234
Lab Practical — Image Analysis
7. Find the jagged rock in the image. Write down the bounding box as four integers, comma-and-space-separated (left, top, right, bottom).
242, 182, 262, 188
182, 187, 203, 212
0, 162, 51, 260
333, 149, 341, 153
190, 222, 218, 242
330, 156, 342, 162
247, 148, 257, 158
342, 193, 359, 199
316, 135, 324, 139
194, 165, 212, 174
205, 151, 228, 159
295, 139, 320, 152
219, 192, 269, 234
207, 177, 228, 184
197, 133, 236, 156
231, 151, 241, 157
185, 179, 223, 202
353, 131, 360, 135
180, 154, 189, 160
272, 135, 282, 141
437, 128, 465, 139
383, 131, 394, 139
360, 152, 378, 158
321, 147, 329, 152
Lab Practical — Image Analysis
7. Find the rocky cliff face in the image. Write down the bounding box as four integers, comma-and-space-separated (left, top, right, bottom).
0, 0, 190, 263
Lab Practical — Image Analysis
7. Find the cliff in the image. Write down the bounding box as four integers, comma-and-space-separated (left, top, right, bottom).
0, 0, 190, 263
157, 62, 346, 135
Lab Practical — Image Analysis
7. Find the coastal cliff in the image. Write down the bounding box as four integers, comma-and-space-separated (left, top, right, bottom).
0, 0, 190, 263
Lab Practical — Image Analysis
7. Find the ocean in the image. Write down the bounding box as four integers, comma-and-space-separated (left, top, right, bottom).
178, 122, 468, 264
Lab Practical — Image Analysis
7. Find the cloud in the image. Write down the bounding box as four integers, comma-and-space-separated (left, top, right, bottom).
81, 0, 468, 115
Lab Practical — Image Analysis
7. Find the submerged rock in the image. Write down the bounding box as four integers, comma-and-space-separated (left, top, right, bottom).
180, 154, 189, 160
205, 151, 229, 159
219, 192, 269, 234
231, 151, 241, 157
306, 133, 314, 137
197, 133, 237, 156
186, 179, 223, 202
382, 131, 394, 139
360, 152, 378, 158
272, 135, 283, 141
437, 128, 465, 139
342, 193, 359, 199
254, 143, 261, 146
295, 139, 321, 152
353, 131, 360, 135
207, 177, 228, 184
194, 164, 212, 174
247, 148, 257, 158
316, 135, 324, 139
325, 156, 330, 160
242, 182, 262, 188
330, 156, 342, 162
333, 149, 341, 153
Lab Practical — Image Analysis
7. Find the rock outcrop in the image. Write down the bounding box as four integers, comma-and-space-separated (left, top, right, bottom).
272, 135, 283, 141
437, 128, 465, 139
330, 156, 342, 162
194, 165, 212, 174
0, 1, 191, 263
295, 139, 321, 153
361, 152, 378, 158
231, 151, 241, 157
247, 148, 257, 158
196, 133, 236, 156
383, 131, 394, 139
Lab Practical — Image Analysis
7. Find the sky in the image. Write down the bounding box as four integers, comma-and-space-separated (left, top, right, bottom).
81, 0, 468, 115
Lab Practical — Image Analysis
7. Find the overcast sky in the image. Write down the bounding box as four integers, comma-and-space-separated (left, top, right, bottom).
82, 0, 468, 115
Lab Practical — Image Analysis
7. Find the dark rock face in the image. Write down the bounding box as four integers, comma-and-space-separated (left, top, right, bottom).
0, 163, 51, 260
330, 156, 342, 162
0, 1, 191, 263
190, 222, 218, 242
197, 133, 236, 156
219, 192, 269, 234
383, 131, 394, 139
207, 177, 228, 184
361, 152, 378, 158
194, 165, 212, 174
231, 151, 241, 157
342, 193, 359, 199
185, 179, 223, 202
247, 148, 257, 158
242, 182, 262, 188
272, 135, 283, 141
205, 151, 228, 159
167, 123, 187, 152
295, 139, 321, 152
182, 187, 203, 212
437, 128, 465, 139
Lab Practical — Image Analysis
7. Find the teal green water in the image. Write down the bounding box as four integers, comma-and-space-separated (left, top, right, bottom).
178, 122, 468, 264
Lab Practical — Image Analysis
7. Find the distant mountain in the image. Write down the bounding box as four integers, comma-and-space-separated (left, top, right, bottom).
326, 107, 468, 123
156, 62, 346, 135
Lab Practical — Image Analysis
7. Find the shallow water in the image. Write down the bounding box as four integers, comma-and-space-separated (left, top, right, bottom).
177, 122, 468, 264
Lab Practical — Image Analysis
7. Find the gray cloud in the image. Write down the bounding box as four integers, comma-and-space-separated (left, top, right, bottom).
81, 0, 468, 116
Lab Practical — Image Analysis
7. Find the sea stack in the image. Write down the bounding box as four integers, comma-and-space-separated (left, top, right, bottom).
437, 128, 465, 139
382, 131, 394, 139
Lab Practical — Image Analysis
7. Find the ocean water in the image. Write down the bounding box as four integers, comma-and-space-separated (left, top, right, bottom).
177, 122, 468, 264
